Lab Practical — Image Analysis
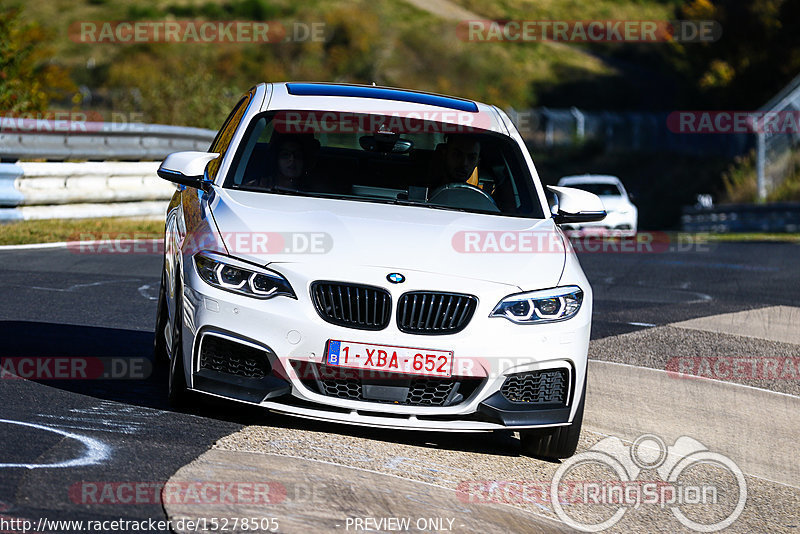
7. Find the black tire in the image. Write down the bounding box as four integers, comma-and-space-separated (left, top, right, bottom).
153, 259, 169, 365
167, 279, 191, 408
519, 384, 585, 460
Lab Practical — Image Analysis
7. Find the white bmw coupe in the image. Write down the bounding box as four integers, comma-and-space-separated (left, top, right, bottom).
155, 82, 606, 459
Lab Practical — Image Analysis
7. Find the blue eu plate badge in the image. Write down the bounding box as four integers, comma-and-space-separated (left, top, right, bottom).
327, 340, 341, 365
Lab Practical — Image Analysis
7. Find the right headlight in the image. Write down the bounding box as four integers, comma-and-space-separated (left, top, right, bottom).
490, 286, 583, 324
193, 251, 296, 300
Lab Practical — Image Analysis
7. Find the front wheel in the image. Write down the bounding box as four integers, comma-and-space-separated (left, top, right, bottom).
153, 259, 170, 365
519, 383, 585, 460
167, 280, 191, 408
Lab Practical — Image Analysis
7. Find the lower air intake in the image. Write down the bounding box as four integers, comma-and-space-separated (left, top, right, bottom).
500, 368, 569, 405
199, 335, 271, 379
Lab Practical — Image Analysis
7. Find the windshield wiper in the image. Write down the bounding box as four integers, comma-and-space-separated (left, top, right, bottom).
389, 198, 469, 212
229, 186, 478, 214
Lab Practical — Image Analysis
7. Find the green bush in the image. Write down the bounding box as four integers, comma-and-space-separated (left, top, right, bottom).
723, 149, 800, 203
722, 151, 758, 203
0, 8, 75, 112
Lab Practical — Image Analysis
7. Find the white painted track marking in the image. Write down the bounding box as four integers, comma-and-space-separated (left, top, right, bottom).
0, 419, 110, 469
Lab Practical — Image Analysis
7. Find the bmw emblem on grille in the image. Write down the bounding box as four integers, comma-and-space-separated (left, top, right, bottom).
387, 273, 405, 284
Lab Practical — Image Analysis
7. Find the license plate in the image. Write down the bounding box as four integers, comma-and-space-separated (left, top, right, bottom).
325, 340, 453, 378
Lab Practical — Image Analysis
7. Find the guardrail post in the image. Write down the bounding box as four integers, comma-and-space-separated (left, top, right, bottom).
570, 106, 584, 141
756, 131, 766, 203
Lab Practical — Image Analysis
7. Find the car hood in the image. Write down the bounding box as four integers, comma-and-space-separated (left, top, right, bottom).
208, 188, 567, 289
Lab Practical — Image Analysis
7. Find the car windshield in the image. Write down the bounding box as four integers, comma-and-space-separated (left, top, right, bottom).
567, 182, 623, 196
223, 111, 545, 218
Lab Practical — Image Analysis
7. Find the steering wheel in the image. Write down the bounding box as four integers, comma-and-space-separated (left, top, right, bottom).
428, 183, 500, 213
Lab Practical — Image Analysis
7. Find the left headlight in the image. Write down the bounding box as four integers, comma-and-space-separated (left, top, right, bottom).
491, 286, 583, 324
193, 251, 296, 300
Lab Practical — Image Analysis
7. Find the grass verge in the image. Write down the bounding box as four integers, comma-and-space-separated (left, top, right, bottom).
688, 232, 800, 243
1, 218, 798, 247
0, 218, 163, 246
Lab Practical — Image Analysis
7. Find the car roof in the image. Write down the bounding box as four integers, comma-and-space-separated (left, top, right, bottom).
259, 82, 507, 134
285, 82, 478, 112
558, 175, 623, 185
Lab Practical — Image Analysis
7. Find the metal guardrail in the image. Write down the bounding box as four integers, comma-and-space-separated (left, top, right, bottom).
2, 118, 795, 226
682, 203, 800, 233
0, 122, 216, 161
0, 121, 207, 220
0, 161, 175, 222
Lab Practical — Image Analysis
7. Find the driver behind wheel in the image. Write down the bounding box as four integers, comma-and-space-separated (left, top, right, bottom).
443, 134, 481, 184
435, 134, 515, 211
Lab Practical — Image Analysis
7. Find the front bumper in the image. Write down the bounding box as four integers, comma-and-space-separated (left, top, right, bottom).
179, 265, 591, 431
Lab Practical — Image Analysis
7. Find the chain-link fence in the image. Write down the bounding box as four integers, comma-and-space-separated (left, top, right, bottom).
757, 73, 800, 201
506, 107, 751, 158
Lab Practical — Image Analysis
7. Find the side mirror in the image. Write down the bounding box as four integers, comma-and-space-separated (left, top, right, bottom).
547, 185, 607, 224
157, 151, 220, 191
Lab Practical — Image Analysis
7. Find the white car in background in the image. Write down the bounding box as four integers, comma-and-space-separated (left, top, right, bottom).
154, 82, 607, 459
557, 175, 637, 236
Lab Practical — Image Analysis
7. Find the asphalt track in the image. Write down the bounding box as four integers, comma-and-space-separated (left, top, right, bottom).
0, 240, 798, 533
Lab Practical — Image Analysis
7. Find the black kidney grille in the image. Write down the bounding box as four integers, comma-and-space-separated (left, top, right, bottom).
311, 282, 391, 330
500, 368, 569, 405
397, 292, 477, 334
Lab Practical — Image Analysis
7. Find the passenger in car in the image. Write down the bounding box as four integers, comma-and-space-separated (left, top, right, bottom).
269, 133, 320, 191
273, 140, 306, 189
244, 132, 322, 192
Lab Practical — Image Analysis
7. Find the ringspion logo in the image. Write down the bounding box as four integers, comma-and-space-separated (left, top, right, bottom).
550, 434, 746, 532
